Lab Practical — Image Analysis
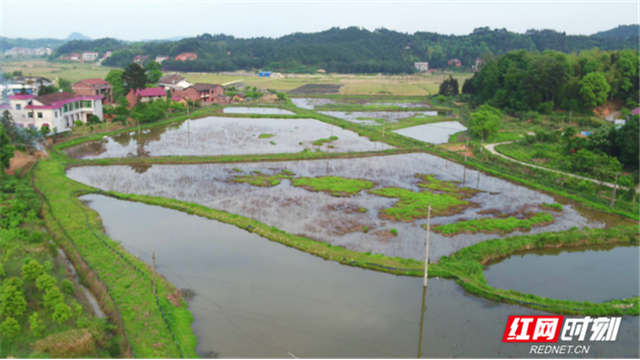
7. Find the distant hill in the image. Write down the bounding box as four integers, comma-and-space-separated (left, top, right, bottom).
66, 32, 91, 41
593, 24, 639, 39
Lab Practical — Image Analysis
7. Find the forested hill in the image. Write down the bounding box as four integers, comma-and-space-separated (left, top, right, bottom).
48, 26, 639, 74
592, 24, 639, 39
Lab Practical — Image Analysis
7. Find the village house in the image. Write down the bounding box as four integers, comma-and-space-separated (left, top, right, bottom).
70, 53, 81, 61
174, 53, 197, 61
125, 87, 167, 108
232, 94, 246, 103
158, 74, 192, 91
7, 92, 103, 131
172, 83, 225, 105
473, 58, 484, 71
414, 62, 429, 72
155, 55, 170, 63
102, 51, 113, 59
72, 78, 114, 104
448, 58, 462, 67
0, 76, 54, 96
82, 52, 99, 61
133, 55, 149, 65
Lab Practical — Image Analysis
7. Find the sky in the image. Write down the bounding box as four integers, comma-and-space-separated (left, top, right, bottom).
1, 1, 638, 41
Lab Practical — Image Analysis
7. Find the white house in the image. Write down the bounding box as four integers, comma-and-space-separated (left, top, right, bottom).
414, 62, 429, 72
8, 92, 103, 132
83, 52, 99, 61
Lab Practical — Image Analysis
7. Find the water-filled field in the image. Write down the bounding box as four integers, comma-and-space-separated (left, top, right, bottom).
223, 107, 296, 115
62, 116, 392, 159
83, 194, 640, 358
484, 244, 640, 302
291, 97, 432, 110
319, 110, 440, 125
393, 121, 467, 144
67, 153, 616, 261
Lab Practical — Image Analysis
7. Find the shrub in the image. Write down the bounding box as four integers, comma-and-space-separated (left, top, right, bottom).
390, 229, 398, 236
62, 279, 75, 295
52, 302, 72, 325
88, 115, 101, 125
0, 280, 27, 317
34, 329, 96, 358
72, 300, 83, 317
22, 259, 44, 282
112, 115, 128, 125
40, 124, 51, 136
30, 312, 45, 338
0, 317, 20, 340
363, 226, 369, 233
36, 274, 57, 292
74, 120, 83, 127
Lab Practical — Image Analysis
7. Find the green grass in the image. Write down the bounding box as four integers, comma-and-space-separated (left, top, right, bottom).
258, 133, 275, 139
416, 174, 479, 197
432, 212, 554, 236
312, 136, 338, 146
291, 176, 374, 197
369, 187, 472, 221
233, 170, 295, 187
541, 203, 563, 211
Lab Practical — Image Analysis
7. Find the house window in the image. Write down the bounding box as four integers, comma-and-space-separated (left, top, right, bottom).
16, 104, 21, 110
63, 104, 67, 112
37, 112, 43, 118
55, 111, 58, 118
83, 100, 92, 108
28, 112, 33, 118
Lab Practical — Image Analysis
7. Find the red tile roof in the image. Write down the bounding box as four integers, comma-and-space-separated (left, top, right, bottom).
34, 92, 77, 105
135, 87, 167, 97
76, 78, 109, 86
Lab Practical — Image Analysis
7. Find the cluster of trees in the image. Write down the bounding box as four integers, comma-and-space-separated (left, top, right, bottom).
439, 75, 459, 96
463, 49, 639, 112
49, 26, 638, 74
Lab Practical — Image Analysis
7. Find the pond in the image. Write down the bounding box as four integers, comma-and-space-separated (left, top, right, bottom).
67, 153, 614, 262
62, 117, 392, 159
223, 107, 296, 115
291, 98, 431, 110
393, 121, 467, 144
319, 111, 440, 126
81, 194, 640, 358
484, 244, 640, 303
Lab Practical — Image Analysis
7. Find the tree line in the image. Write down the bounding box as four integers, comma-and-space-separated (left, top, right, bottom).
46, 26, 639, 74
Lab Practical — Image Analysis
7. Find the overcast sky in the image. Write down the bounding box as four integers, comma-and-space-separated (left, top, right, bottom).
1, 1, 638, 41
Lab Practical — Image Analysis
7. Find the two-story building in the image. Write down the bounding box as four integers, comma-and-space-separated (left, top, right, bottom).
173, 83, 225, 104
125, 87, 167, 108
158, 74, 192, 91
82, 52, 99, 61
8, 92, 103, 132
174, 53, 197, 61
72, 78, 114, 104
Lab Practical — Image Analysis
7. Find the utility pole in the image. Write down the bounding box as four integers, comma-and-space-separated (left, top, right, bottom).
383, 119, 386, 137
610, 173, 620, 208
465, 137, 469, 163
152, 251, 156, 295
423, 203, 431, 288
417, 286, 427, 359
187, 100, 190, 119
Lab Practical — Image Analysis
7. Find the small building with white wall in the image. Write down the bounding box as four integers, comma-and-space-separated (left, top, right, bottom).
414, 62, 429, 72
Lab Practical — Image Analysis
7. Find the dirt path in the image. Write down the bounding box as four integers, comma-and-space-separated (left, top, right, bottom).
484, 141, 630, 191
6, 151, 45, 175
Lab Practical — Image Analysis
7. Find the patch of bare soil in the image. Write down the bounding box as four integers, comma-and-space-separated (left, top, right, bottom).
442, 143, 474, 158
317, 217, 374, 236
6, 150, 45, 175
372, 229, 397, 242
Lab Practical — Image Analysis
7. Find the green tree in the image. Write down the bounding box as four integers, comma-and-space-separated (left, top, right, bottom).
579, 72, 611, 109
52, 303, 72, 325
105, 69, 125, 99
1, 110, 17, 142
0, 123, 15, 170
130, 100, 168, 123
469, 104, 502, 139
276, 92, 287, 101
29, 312, 45, 338
58, 78, 72, 92
122, 63, 148, 94
61, 279, 75, 295
36, 273, 57, 292
22, 259, 44, 282
145, 60, 163, 83
438, 75, 459, 96
0, 317, 20, 340
0, 281, 27, 318
43, 286, 64, 309
616, 115, 639, 166
40, 124, 51, 137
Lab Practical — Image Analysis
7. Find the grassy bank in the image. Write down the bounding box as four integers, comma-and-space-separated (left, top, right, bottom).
291, 176, 374, 197
431, 212, 555, 236
32, 159, 197, 358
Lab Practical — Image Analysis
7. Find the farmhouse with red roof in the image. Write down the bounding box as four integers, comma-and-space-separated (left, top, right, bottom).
72, 78, 114, 104
126, 87, 167, 108
8, 92, 103, 131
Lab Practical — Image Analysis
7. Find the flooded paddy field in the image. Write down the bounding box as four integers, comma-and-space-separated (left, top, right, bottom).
82, 194, 640, 358
62, 116, 392, 159
393, 121, 468, 144
484, 244, 640, 303
66, 153, 617, 262
319, 110, 440, 126
222, 107, 296, 115
291, 97, 432, 110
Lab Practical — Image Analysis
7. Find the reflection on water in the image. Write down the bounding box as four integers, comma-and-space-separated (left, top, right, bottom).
484, 244, 640, 302
291, 98, 432, 110
67, 153, 608, 261
62, 117, 393, 159
393, 121, 467, 144
223, 107, 296, 115
83, 194, 640, 358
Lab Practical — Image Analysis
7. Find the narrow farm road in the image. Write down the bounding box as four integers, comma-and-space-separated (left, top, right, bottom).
483, 141, 629, 191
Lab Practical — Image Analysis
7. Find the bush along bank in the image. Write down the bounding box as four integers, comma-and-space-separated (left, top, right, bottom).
32, 159, 197, 358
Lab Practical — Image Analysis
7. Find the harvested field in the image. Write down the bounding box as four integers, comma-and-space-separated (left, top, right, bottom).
289, 84, 344, 94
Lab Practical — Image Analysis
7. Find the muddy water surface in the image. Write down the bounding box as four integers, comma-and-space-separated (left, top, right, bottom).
223, 107, 296, 115
67, 153, 609, 262
319, 111, 440, 126
82, 194, 640, 358
393, 121, 467, 144
62, 117, 392, 159
484, 244, 640, 302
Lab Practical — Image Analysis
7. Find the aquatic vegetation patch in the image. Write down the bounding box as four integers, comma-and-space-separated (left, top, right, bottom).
233, 169, 295, 187
540, 202, 563, 212
416, 174, 480, 198
258, 133, 275, 139
369, 187, 473, 221
312, 136, 338, 146
291, 176, 374, 197
430, 212, 555, 236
